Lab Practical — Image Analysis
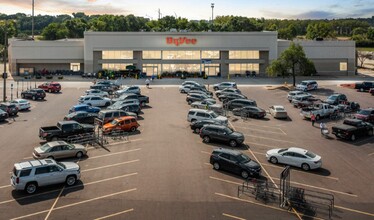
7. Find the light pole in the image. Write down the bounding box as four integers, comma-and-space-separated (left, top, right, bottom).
2, 20, 8, 102
211, 3, 215, 26
32, 0, 35, 40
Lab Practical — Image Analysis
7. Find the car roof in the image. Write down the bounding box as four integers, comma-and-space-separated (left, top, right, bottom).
116, 116, 136, 121
100, 109, 126, 113
189, 109, 212, 113
47, 141, 68, 147
58, 121, 78, 125
288, 147, 308, 155
204, 124, 227, 129
300, 80, 316, 83
14, 159, 56, 170
273, 105, 284, 109
230, 98, 254, 102
213, 148, 242, 156
74, 104, 90, 108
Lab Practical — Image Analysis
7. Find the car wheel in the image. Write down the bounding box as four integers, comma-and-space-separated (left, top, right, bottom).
130, 126, 137, 132
203, 136, 210, 143
241, 170, 249, 179
76, 151, 83, 158
368, 130, 373, 136
213, 162, 220, 170
270, 157, 278, 164
25, 182, 37, 194
316, 115, 320, 121
195, 127, 200, 133
181, 90, 185, 93
350, 134, 356, 141
188, 100, 192, 105
360, 88, 364, 92
32, 96, 36, 101
48, 89, 52, 93
301, 163, 310, 171
229, 140, 238, 147
66, 175, 77, 186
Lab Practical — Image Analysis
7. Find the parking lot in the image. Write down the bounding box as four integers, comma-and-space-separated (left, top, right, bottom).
0, 81, 373, 220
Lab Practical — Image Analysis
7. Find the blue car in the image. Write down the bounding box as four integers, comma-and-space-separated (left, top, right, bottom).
69, 104, 101, 114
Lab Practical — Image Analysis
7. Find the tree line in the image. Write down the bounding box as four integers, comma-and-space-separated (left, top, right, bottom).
0, 12, 373, 45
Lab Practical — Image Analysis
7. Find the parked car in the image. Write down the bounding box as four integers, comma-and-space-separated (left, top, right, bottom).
266, 147, 322, 171
90, 85, 113, 94
107, 99, 140, 110
114, 86, 141, 97
85, 89, 109, 97
269, 105, 288, 119
213, 82, 237, 91
95, 80, 120, 90
21, 89, 46, 100
296, 80, 318, 91
64, 111, 99, 124
332, 119, 373, 141
190, 119, 222, 133
215, 88, 242, 97
0, 102, 19, 116
300, 103, 338, 120
189, 86, 213, 96
291, 94, 316, 108
38, 82, 61, 93
232, 106, 266, 119
187, 90, 213, 98
355, 81, 374, 92
33, 141, 87, 159
181, 81, 202, 87
287, 91, 310, 103
102, 116, 140, 133
210, 148, 261, 178
354, 108, 374, 123
0, 109, 8, 121
98, 109, 137, 125
179, 84, 193, 93
226, 99, 257, 110
336, 101, 360, 113
218, 93, 247, 102
200, 124, 245, 147
191, 100, 223, 114
324, 93, 347, 105
69, 104, 101, 114
39, 121, 94, 142
78, 95, 111, 107
113, 93, 149, 107
10, 99, 31, 111
11, 159, 80, 194
187, 109, 228, 124
112, 103, 141, 116
186, 93, 212, 105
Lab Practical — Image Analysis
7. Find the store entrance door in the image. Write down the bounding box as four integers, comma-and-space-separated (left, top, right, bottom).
143, 66, 158, 77
204, 66, 220, 76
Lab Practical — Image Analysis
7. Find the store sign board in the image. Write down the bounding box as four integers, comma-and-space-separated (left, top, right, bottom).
166, 37, 197, 46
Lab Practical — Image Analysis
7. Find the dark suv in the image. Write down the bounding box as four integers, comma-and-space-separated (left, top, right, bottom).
324, 94, 347, 105
200, 124, 245, 147
21, 89, 46, 100
0, 102, 19, 116
226, 99, 257, 110
210, 148, 261, 178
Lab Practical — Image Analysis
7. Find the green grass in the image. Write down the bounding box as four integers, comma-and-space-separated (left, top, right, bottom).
357, 47, 374, 52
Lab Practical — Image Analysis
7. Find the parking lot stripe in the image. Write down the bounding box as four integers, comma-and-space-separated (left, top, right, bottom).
107, 138, 142, 146
251, 151, 266, 155
201, 151, 211, 155
89, 148, 141, 159
335, 205, 374, 217
10, 188, 137, 220
209, 176, 242, 186
44, 186, 65, 220
247, 142, 278, 149
222, 213, 246, 220
233, 122, 284, 130
0, 173, 138, 205
81, 160, 139, 172
270, 177, 357, 197
243, 134, 296, 144
368, 152, 374, 156
0, 184, 10, 189
94, 208, 134, 220
234, 126, 286, 135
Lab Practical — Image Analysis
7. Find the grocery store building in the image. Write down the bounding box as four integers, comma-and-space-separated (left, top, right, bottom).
8, 31, 356, 77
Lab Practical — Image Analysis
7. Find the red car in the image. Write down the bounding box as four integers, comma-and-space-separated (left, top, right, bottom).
38, 82, 61, 93
354, 108, 374, 123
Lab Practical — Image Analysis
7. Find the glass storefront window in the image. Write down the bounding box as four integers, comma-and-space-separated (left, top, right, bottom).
102, 51, 133, 59
340, 62, 347, 71
229, 51, 260, 59
143, 51, 162, 59
70, 63, 80, 71
102, 63, 133, 70
162, 51, 200, 60
202, 51, 219, 59
229, 63, 259, 74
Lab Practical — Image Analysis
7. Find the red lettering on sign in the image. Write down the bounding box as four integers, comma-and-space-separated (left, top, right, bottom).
166, 37, 197, 46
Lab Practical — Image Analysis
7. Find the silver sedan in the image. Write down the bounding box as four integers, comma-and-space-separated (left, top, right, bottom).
33, 141, 87, 159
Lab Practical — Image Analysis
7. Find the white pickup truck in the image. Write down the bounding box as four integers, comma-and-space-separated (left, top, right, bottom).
300, 103, 338, 120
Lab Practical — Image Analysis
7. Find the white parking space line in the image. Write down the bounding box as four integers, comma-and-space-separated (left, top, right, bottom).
22, 156, 33, 159
82, 160, 139, 172
251, 151, 266, 155
10, 188, 137, 220
222, 213, 246, 220
89, 148, 141, 159
94, 208, 134, 220
368, 152, 374, 156
0, 173, 138, 205
209, 176, 242, 186
0, 184, 10, 189
335, 205, 374, 217
244, 134, 296, 144
44, 186, 65, 220
234, 126, 286, 135
201, 151, 211, 155
232, 121, 284, 130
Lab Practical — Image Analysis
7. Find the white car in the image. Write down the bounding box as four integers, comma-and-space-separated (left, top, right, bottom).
179, 85, 193, 93
107, 99, 140, 110
115, 86, 141, 97
10, 99, 31, 111
296, 80, 318, 91
266, 147, 322, 171
85, 89, 109, 97
78, 95, 111, 107
269, 105, 288, 119
213, 82, 237, 91
287, 90, 310, 102
187, 109, 228, 125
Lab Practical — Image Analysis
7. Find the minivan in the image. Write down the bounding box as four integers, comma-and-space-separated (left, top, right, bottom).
296, 80, 318, 91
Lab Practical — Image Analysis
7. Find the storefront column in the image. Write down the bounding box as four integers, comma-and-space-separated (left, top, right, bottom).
259, 51, 269, 75
134, 51, 143, 72
92, 51, 102, 73
220, 51, 229, 78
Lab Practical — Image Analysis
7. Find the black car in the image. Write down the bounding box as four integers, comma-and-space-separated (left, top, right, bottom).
64, 111, 99, 124
0, 109, 8, 122
219, 93, 247, 102
0, 102, 19, 116
200, 124, 245, 147
189, 86, 213, 96
190, 119, 221, 133
232, 106, 267, 118
324, 94, 347, 105
226, 99, 257, 110
21, 89, 46, 100
117, 103, 141, 116
210, 148, 261, 178
186, 94, 211, 105
355, 81, 374, 92
90, 85, 115, 95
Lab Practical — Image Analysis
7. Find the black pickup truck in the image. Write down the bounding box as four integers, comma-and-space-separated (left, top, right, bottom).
355, 81, 374, 92
332, 119, 373, 141
112, 93, 149, 107
39, 121, 94, 142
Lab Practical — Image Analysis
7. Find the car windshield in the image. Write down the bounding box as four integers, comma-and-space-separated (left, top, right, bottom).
56, 161, 66, 169
328, 95, 338, 100
275, 107, 284, 111
237, 154, 251, 163
357, 110, 370, 115
278, 148, 288, 153
305, 151, 317, 158
300, 82, 308, 85
210, 112, 219, 118
111, 120, 119, 125
40, 143, 51, 152
223, 127, 233, 134
19, 100, 27, 103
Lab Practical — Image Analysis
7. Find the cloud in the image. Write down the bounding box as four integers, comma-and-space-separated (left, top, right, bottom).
292, 11, 337, 19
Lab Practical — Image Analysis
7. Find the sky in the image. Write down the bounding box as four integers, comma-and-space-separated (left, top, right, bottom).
0, 0, 373, 20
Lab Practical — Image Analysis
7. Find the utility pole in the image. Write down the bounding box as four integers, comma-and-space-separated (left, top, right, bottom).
32, 0, 35, 40
3, 20, 7, 102
211, 3, 215, 26
158, 9, 161, 20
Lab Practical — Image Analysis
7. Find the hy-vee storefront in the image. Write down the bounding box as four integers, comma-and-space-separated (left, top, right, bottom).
9, 31, 356, 77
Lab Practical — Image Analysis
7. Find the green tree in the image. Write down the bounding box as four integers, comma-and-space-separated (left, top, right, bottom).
352, 27, 367, 36
367, 28, 374, 41
266, 43, 316, 86
306, 22, 334, 39
41, 22, 68, 40
64, 18, 87, 38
